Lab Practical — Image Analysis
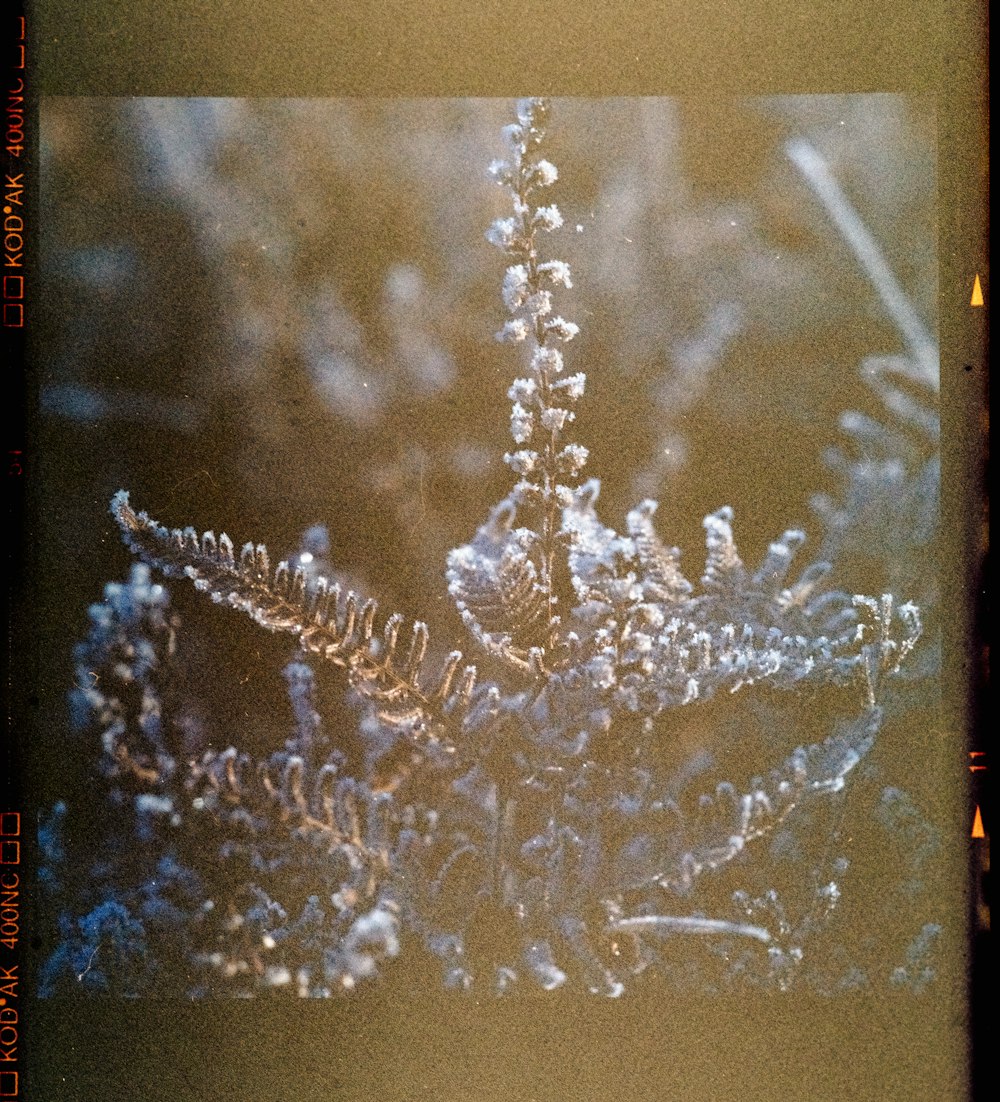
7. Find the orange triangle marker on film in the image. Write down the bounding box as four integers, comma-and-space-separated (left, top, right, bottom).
971, 805, 985, 838
970, 274, 984, 307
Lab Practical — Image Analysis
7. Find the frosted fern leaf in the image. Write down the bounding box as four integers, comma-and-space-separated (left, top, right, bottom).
65, 97, 931, 998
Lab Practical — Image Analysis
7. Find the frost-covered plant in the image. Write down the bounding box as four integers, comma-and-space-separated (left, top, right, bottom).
42, 99, 940, 997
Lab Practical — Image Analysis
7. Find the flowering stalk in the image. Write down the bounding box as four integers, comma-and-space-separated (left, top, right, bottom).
487, 98, 586, 649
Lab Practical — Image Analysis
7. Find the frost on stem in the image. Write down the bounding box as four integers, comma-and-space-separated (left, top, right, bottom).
477, 99, 586, 657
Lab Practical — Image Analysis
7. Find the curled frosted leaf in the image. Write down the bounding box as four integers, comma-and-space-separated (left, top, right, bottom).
496, 319, 530, 343
533, 206, 564, 232
553, 372, 586, 400
526, 159, 558, 188
702, 505, 747, 589
537, 259, 572, 286
544, 317, 579, 342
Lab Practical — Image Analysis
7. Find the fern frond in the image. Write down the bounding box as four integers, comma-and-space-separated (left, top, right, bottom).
625, 499, 693, 605
701, 506, 749, 591
111, 491, 477, 727
186, 742, 395, 903
446, 497, 549, 670
657, 707, 882, 893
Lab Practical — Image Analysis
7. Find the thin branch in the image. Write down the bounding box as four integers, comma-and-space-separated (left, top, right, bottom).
608, 914, 773, 944
786, 138, 938, 389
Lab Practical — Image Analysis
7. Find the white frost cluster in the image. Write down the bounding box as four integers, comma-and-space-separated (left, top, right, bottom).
510, 402, 534, 443
533, 205, 564, 232
502, 264, 530, 312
